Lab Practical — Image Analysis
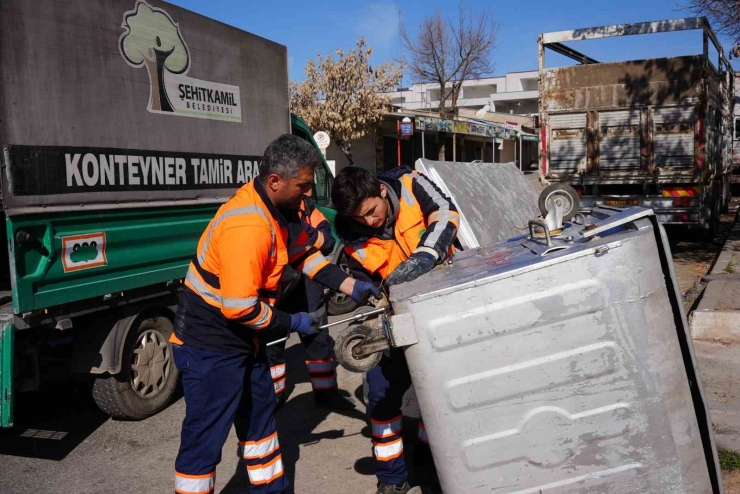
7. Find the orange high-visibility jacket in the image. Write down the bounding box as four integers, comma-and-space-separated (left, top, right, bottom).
338, 169, 459, 280
174, 180, 346, 353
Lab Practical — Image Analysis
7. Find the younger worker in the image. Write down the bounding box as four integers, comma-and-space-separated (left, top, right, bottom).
331, 166, 459, 494
267, 194, 356, 410
171, 135, 378, 494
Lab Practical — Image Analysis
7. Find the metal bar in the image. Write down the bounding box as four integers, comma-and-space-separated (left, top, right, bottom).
545, 42, 599, 64
266, 335, 289, 347
351, 337, 389, 357
541, 17, 705, 44
422, 131, 425, 159
318, 307, 387, 330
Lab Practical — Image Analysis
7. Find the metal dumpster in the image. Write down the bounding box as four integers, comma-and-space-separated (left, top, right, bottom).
388, 206, 722, 493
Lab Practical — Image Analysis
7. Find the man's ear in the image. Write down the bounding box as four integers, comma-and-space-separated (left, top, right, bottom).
379, 183, 387, 199
266, 174, 281, 192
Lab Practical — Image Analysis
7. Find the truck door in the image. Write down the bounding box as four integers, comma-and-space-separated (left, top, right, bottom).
549, 113, 587, 174
652, 107, 696, 170
598, 110, 641, 172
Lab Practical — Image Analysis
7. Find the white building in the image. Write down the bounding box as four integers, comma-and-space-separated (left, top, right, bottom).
387, 70, 538, 116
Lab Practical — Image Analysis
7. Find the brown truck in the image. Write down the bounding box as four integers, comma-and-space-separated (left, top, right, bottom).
538, 17, 734, 238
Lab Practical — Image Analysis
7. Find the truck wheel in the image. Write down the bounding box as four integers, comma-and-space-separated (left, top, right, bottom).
701, 195, 720, 241
328, 252, 359, 316
538, 184, 580, 221
92, 315, 179, 420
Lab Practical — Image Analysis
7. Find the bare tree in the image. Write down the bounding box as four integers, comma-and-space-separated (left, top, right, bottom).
684, 0, 740, 56
290, 39, 403, 165
400, 3, 497, 159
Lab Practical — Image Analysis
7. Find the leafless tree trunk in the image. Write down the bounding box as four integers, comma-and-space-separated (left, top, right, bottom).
400, 2, 497, 160
685, 0, 740, 56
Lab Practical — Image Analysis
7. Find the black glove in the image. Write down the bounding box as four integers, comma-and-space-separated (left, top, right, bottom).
350, 280, 381, 305
386, 252, 437, 286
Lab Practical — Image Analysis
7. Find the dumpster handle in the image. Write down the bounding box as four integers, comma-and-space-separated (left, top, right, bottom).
528, 220, 552, 247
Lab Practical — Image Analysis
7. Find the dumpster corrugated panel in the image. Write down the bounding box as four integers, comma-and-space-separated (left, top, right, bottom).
390, 208, 719, 493
414, 159, 540, 249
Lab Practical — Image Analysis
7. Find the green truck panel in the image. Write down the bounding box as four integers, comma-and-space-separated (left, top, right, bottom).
10, 205, 217, 314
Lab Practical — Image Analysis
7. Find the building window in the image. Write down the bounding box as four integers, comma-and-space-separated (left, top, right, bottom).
735, 117, 740, 140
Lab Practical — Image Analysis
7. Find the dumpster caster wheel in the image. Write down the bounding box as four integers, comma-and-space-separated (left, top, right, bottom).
335, 324, 383, 373
539, 184, 580, 221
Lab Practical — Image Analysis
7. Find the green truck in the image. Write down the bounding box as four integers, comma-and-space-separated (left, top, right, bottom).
0, 0, 335, 426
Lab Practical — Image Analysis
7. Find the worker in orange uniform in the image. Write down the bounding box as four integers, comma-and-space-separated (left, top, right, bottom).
331, 166, 459, 494
170, 135, 379, 494
267, 194, 355, 410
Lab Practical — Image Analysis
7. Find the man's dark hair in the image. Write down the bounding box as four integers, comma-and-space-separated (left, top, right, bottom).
331, 167, 382, 216
259, 134, 321, 183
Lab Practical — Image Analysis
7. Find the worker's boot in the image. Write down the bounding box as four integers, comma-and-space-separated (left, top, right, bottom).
375, 480, 413, 494
313, 388, 356, 411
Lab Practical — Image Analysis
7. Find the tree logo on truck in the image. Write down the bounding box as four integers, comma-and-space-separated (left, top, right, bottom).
119, 1, 242, 122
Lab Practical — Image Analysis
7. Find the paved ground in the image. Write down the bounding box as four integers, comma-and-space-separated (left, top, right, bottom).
0, 318, 435, 494
0, 176, 737, 493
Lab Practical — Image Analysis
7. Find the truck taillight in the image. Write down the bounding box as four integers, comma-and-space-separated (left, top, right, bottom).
673, 197, 693, 207
540, 124, 547, 175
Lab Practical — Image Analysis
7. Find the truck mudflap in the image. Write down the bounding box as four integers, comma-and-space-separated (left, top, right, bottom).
388, 206, 723, 493
0, 317, 13, 428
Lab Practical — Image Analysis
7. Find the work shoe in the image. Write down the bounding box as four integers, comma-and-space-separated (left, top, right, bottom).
313, 389, 356, 411
376, 480, 413, 494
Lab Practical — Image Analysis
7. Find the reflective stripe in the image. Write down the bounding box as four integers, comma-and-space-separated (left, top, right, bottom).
351, 246, 367, 261
372, 415, 403, 438
198, 205, 273, 265
270, 364, 286, 379
239, 432, 280, 460
306, 359, 334, 373
186, 270, 221, 306
413, 174, 452, 248
418, 423, 428, 444
250, 302, 271, 328
187, 269, 262, 313
374, 437, 404, 461
401, 182, 417, 206
310, 375, 337, 390
315, 231, 325, 250
301, 252, 329, 277
175, 471, 215, 494
274, 378, 286, 394
222, 295, 259, 309
199, 205, 277, 267
247, 455, 285, 485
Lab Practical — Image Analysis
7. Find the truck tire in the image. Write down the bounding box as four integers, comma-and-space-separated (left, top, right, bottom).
328, 252, 359, 316
701, 194, 720, 241
92, 315, 179, 420
538, 184, 580, 221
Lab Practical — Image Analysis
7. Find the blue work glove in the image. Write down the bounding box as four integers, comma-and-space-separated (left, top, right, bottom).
386, 252, 437, 286
350, 280, 381, 305
289, 312, 318, 336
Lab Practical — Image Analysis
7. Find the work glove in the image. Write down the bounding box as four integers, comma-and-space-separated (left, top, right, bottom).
289, 312, 318, 336
350, 280, 381, 305
386, 252, 437, 286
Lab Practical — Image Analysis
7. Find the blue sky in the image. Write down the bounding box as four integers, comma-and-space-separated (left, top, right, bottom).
168, 0, 735, 84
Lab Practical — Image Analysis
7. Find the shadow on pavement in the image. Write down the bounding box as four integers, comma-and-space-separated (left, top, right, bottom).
0, 379, 108, 461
